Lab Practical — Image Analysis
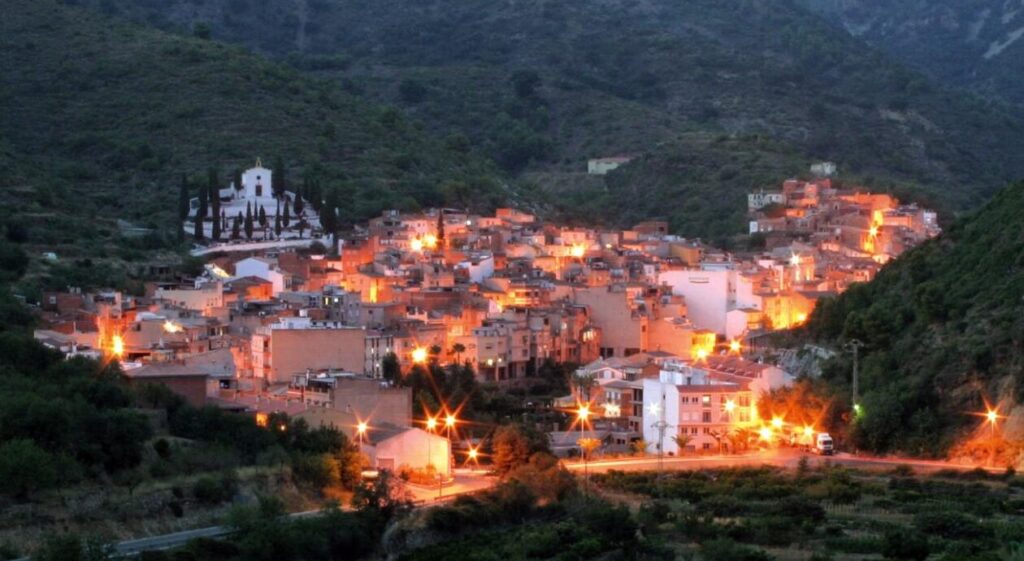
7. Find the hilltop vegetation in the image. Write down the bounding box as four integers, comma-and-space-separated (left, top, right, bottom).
0, 0, 507, 262
806, 180, 1024, 456
70, 0, 1024, 216
799, 0, 1024, 107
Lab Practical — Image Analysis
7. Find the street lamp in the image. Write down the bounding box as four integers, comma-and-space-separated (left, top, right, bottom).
356, 420, 368, 447
729, 339, 741, 354
412, 347, 428, 364
577, 404, 591, 494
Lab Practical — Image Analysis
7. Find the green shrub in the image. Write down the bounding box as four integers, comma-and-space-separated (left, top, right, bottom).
913, 511, 992, 541
700, 538, 775, 561
882, 528, 929, 561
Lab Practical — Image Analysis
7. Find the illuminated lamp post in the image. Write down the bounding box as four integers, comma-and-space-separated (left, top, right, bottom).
577, 404, 591, 495
845, 339, 864, 413
356, 420, 368, 447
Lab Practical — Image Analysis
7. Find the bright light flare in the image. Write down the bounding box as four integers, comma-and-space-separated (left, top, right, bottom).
729, 339, 741, 353
869, 225, 879, 237
569, 244, 586, 258
468, 447, 479, 461
423, 234, 438, 249
647, 402, 660, 416
759, 427, 774, 441
790, 253, 800, 266
411, 347, 428, 363
162, 320, 183, 334
357, 421, 368, 435
771, 417, 784, 429
577, 405, 591, 422
795, 313, 808, 324
410, 238, 424, 252
426, 417, 438, 431
696, 348, 709, 361
724, 399, 736, 413
986, 409, 999, 424
803, 425, 815, 437
445, 414, 457, 428
111, 335, 124, 357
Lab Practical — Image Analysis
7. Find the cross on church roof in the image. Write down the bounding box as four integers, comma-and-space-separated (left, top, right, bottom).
255, 157, 263, 168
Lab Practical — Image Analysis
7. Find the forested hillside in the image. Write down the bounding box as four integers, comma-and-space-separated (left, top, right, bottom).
799, 0, 1024, 107
806, 180, 1024, 457
69, 0, 1024, 219
0, 0, 507, 259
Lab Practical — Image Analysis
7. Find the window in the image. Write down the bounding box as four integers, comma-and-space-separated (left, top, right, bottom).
702, 395, 711, 407
703, 443, 712, 450
702, 411, 712, 423
690, 427, 698, 435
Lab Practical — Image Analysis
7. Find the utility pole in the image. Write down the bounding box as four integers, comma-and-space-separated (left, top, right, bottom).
650, 391, 670, 497
845, 339, 864, 409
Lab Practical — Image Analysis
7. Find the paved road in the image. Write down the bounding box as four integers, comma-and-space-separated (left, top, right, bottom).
564, 448, 1007, 474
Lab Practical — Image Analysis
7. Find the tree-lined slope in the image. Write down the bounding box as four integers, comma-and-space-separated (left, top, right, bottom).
72, 0, 1024, 217
807, 180, 1024, 456
0, 0, 507, 254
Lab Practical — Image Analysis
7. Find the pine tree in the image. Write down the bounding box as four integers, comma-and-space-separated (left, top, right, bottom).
283, 199, 291, 228
231, 214, 241, 240
244, 202, 254, 240
272, 156, 286, 198
178, 174, 191, 221
259, 205, 267, 228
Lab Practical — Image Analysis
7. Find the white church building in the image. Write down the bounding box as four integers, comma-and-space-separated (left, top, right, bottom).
187, 159, 324, 247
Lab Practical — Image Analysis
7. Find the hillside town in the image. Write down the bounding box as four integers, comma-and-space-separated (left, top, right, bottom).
32, 161, 941, 474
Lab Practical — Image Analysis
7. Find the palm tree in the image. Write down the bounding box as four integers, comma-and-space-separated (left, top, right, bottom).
673, 433, 692, 455
450, 343, 466, 363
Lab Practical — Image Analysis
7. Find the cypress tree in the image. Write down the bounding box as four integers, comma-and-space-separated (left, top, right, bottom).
211, 208, 221, 241
283, 199, 291, 228
193, 212, 204, 241
231, 214, 241, 240
272, 156, 286, 198
198, 183, 208, 219
436, 210, 445, 245
244, 202, 254, 240
310, 180, 323, 212
259, 205, 267, 228
232, 168, 243, 191
178, 174, 191, 221
294, 192, 304, 216
274, 209, 282, 237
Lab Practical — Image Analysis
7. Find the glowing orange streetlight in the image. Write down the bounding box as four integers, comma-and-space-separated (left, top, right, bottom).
111, 334, 124, 357
444, 413, 457, 441
724, 399, 736, 414
411, 347, 428, 364
468, 446, 479, 461
356, 420, 368, 446
729, 339, 742, 354
790, 253, 800, 267
576, 403, 592, 493
426, 416, 438, 432
696, 348, 709, 361
771, 416, 784, 430
759, 427, 774, 442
